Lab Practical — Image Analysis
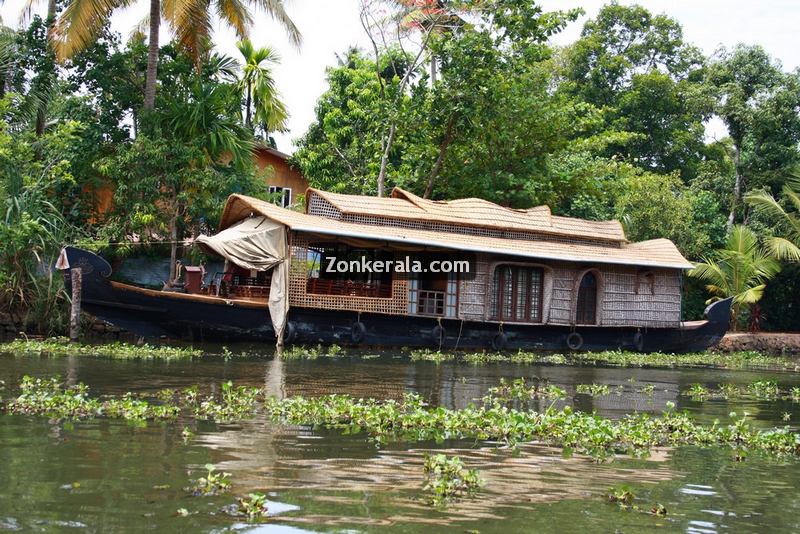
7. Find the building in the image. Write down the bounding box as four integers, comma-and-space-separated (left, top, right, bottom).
253, 144, 309, 208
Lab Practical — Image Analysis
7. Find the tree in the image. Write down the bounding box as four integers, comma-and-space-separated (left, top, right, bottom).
235, 39, 288, 137
708, 45, 800, 231
745, 172, 800, 261
51, 0, 300, 111
0, 96, 85, 332
292, 49, 409, 194
561, 3, 711, 180
614, 172, 726, 260
689, 225, 781, 329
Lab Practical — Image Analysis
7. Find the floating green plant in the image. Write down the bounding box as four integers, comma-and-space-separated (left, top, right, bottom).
409, 349, 455, 363
235, 492, 269, 521
194, 381, 261, 422
422, 454, 482, 506
407, 348, 798, 370
607, 485, 635, 507
0, 338, 202, 360
281, 344, 345, 360
6, 376, 800, 461
188, 464, 231, 496
576, 383, 612, 397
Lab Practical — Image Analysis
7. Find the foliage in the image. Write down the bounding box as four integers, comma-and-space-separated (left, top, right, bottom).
614, 172, 726, 259
406, 348, 797, 370
188, 464, 231, 496
422, 454, 482, 506
690, 225, 782, 329
6, 376, 800, 461
746, 172, 800, 261
235, 492, 269, 521
235, 39, 288, 137
0, 338, 203, 359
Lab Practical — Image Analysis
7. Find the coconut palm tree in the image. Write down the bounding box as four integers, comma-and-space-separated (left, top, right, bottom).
689, 225, 781, 330
50, 0, 301, 110
745, 173, 800, 261
235, 38, 288, 137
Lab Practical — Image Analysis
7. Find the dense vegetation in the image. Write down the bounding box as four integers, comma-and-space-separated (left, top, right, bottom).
1, 0, 799, 333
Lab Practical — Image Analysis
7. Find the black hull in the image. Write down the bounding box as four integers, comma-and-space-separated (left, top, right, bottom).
62, 247, 732, 353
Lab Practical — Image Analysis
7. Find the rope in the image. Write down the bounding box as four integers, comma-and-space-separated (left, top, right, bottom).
454, 319, 464, 351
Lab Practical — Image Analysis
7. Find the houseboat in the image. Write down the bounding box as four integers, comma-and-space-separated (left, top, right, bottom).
59, 187, 731, 352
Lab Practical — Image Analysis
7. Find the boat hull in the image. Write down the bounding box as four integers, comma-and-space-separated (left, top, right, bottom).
61, 247, 731, 353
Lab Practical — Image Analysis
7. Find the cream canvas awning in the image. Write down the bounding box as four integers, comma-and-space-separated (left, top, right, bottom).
195, 216, 290, 340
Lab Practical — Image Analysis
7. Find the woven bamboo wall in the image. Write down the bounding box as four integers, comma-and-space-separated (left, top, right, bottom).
288, 234, 409, 315
458, 260, 682, 328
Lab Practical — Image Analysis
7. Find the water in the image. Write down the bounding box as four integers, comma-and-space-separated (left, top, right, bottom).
1, 351, 799, 532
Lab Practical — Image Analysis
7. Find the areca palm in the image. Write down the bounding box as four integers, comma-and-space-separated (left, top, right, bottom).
689, 225, 781, 329
50, 0, 301, 110
745, 173, 800, 261
235, 38, 288, 136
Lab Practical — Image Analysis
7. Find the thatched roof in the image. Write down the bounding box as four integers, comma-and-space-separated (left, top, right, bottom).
219, 194, 693, 270
306, 187, 627, 243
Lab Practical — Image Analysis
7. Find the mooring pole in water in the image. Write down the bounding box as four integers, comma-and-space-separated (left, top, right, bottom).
70, 267, 82, 342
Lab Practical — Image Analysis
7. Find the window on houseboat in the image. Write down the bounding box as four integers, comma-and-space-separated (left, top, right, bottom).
575, 272, 598, 325
306, 244, 393, 298
409, 270, 458, 317
491, 265, 543, 322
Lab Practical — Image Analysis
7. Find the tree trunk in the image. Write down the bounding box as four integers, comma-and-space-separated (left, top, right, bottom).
430, 53, 437, 84
727, 144, 743, 233
245, 83, 252, 128
423, 114, 455, 199
34, 0, 58, 137
69, 268, 82, 342
376, 123, 397, 197
169, 214, 178, 284
143, 0, 160, 110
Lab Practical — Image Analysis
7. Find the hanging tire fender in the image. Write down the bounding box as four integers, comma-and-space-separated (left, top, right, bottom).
431, 325, 446, 343
633, 331, 645, 352
566, 332, 583, 351
491, 332, 508, 351
283, 321, 297, 344
351, 321, 367, 344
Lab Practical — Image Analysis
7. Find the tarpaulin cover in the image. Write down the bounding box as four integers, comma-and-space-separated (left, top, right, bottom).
195, 216, 289, 340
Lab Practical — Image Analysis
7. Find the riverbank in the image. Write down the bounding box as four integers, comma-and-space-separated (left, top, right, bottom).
719, 332, 800, 354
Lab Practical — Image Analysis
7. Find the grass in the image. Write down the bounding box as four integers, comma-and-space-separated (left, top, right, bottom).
0, 337, 202, 360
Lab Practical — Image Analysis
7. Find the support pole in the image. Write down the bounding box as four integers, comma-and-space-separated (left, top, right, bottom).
70, 268, 82, 342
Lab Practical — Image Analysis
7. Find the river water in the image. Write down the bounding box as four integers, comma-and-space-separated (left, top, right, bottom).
1, 350, 799, 533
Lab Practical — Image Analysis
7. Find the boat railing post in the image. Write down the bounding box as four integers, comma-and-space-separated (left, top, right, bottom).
70, 267, 82, 342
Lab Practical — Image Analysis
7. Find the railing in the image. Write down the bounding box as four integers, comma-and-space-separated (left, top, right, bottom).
306, 278, 391, 298
418, 290, 445, 316
210, 272, 271, 299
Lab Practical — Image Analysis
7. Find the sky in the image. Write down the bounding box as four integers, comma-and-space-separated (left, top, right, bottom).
2, 0, 798, 153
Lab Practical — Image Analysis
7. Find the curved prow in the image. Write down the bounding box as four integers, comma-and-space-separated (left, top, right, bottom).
704, 297, 733, 326
59, 247, 116, 302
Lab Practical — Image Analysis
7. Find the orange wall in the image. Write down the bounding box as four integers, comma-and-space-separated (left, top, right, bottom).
254, 149, 309, 194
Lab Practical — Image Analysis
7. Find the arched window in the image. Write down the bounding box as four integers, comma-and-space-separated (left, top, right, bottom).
490, 265, 544, 322
575, 272, 598, 325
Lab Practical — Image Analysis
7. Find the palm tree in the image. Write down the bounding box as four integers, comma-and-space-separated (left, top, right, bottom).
50, 0, 301, 110
689, 225, 782, 330
745, 173, 800, 261
235, 38, 288, 137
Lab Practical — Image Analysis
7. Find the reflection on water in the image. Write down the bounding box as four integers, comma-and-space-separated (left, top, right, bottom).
0, 351, 799, 532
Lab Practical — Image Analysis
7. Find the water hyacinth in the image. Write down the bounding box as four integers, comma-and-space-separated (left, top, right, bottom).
263, 392, 800, 460
4, 376, 800, 461
422, 454, 482, 506
0, 338, 202, 360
